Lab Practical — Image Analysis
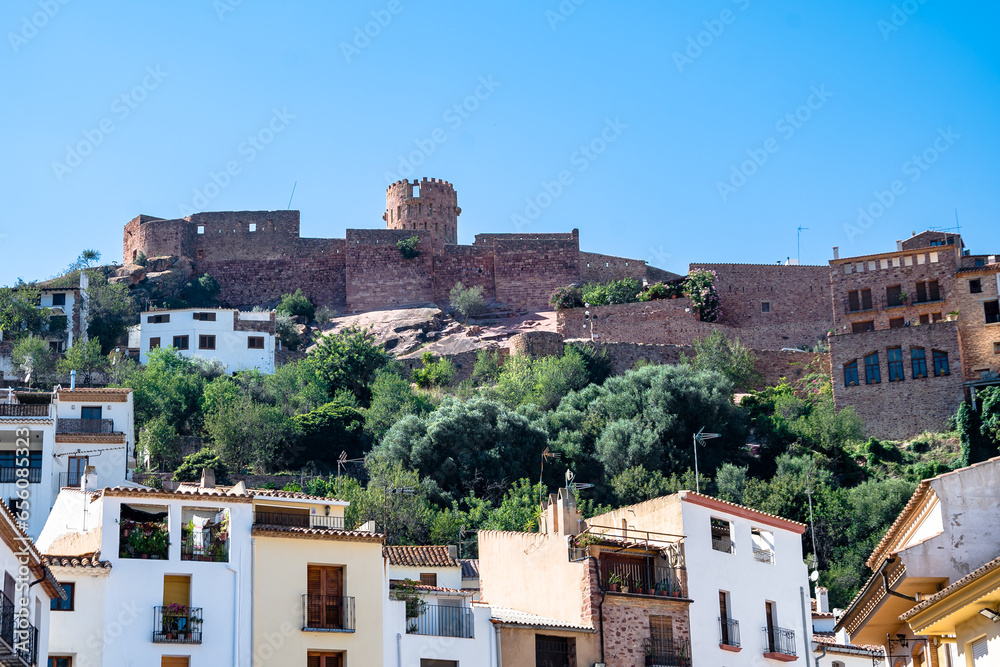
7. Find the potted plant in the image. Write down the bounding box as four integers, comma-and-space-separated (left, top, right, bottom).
898, 291, 908, 304
620, 574, 631, 595
164, 603, 189, 640
607, 572, 623, 592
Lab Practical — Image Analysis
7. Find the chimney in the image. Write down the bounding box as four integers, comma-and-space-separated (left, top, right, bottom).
82, 465, 99, 492
542, 487, 583, 537
989, 255, 997, 265
832, 246, 839, 260
70, 370, 76, 391
896, 240, 903, 251
200, 468, 216, 489
447, 545, 458, 560
816, 586, 830, 614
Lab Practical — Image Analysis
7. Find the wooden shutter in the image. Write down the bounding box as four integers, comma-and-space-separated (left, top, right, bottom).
420, 573, 438, 587
161, 658, 190, 667
650, 615, 674, 643
308, 653, 343, 667
163, 575, 191, 607
307, 566, 344, 628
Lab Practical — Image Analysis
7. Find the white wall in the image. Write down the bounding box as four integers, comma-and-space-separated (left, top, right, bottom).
47, 569, 109, 666
138, 309, 276, 374
0, 529, 52, 665
681, 499, 811, 666
0, 419, 56, 539
389, 565, 463, 590
384, 596, 495, 667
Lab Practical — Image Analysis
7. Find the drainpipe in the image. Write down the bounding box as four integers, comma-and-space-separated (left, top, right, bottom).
70, 370, 76, 390
880, 557, 916, 602
396, 632, 402, 667
800, 587, 812, 665
587, 556, 606, 663
250, 537, 256, 667
494, 622, 502, 667
227, 565, 240, 666
815, 644, 827, 666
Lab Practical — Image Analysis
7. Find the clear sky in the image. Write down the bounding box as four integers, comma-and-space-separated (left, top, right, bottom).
2, 1, 998, 286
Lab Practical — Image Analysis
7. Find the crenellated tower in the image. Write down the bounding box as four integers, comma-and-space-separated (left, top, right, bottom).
383, 177, 460, 245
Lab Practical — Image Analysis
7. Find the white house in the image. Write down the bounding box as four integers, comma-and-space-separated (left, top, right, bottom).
0, 388, 134, 539
137, 308, 277, 374
0, 500, 62, 667
383, 545, 494, 667
38, 479, 254, 667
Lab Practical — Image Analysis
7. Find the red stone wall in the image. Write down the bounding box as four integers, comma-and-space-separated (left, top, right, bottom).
493, 238, 581, 310
579, 252, 647, 284
601, 596, 692, 667
953, 267, 1000, 381
474, 230, 578, 246
829, 322, 965, 440
345, 229, 435, 312
432, 244, 496, 304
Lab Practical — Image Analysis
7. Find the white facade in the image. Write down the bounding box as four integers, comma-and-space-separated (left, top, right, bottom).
138, 308, 276, 374
39, 486, 254, 666
0, 388, 134, 539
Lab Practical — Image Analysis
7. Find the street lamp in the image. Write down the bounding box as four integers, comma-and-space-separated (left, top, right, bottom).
692, 427, 720, 494
582, 303, 598, 340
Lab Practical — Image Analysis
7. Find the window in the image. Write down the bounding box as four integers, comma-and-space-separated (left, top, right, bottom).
535, 635, 572, 667
649, 615, 676, 658
887, 347, 904, 382
48, 659, 73, 667
847, 289, 873, 312
172, 336, 189, 350
52, 293, 66, 306
976, 259, 986, 267
412, 184, 420, 197
994, 342, 1000, 355
911, 348, 927, 378
419, 573, 438, 587
886, 284, 903, 306
196, 249, 204, 260
148, 314, 170, 324
719, 591, 735, 646
248, 223, 257, 232
919, 313, 930, 325
420, 661, 458, 667
831, 662, 845, 667
0, 453, 42, 484
247, 336, 265, 349
889, 317, 904, 329
193, 312, 216, 322
149, 337, 160, 350
933, 350, 950, 377
751, 527, 775, 564
197, 225, 205, 234
161, 658, 190, 667
306, 565, 346, 630
49, 341, 61, 353
81, 406, 102, 420
843, 360, 859, 387
865, 352, 881, 384
51, 582, 74, 611
761, 302, 771, 313
711, 517, 733, 553
67, 456, 88, 487
985, 300, 1000, 325
915, 280, 941, 303
852, 321, 875, 334
971, 636, 989, 665
970, 279, 983, 294
199, 335, 216, 350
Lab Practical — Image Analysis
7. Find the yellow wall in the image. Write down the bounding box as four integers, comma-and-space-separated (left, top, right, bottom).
252, 534, 384, 667
500, 626, 601, 666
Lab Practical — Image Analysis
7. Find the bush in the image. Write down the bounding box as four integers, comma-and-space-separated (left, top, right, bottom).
581, 278, 641, 306
276, 313, 301, 350
277, 289, 316, 320
172, 449, 231, 485
449, 282, 486, 323
315, 306, 336, 326
412, 352, 457, 388
134, 251, 148, 267
638, 282, 682, 302
397, 236, 421, 259
549, 285, 584, 310
11, 336, 56, 388
684, 268, 721, 322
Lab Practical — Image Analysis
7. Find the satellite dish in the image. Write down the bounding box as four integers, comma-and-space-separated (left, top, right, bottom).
810, 570, 820, 582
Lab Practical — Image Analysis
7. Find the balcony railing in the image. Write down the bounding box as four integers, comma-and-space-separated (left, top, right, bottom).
719, 617, 740, 648
711, 536, 734, 554
0, 467, 41, 484
882, 294, 908, 309
843, 296, 876, 313
0, 404, 48, 418
407, 605, 475, 639
762, 626, 796, 657
302, 595, 355, 632
600, 560, 688, 599
0, 593, 39, 666
57, 471, 84, 489
254, 511, 344, 530
643, 637, 692, 667
153, 606, 203, 643
56, 418, 115, 434
752, 547, 775, 565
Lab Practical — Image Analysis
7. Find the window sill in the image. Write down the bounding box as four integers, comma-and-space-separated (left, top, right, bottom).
763, 651, 798, 662
720, 644, 742, 653
302, 627, 355, 633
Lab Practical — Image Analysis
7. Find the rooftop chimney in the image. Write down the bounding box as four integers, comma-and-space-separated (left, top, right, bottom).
816, 586, 830, 614
447, 545, 458, 560
832, 247, 839, 260
70, 370, 76, 391
200, 468, 216, 489
896, 240, 903, 251
541, 487, 582, 537
82, 465, 99, 492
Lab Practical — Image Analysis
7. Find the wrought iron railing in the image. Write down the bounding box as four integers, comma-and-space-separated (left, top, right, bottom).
0, 592, 39, 665
712, 536, 734, 553
0, 404, 49, 418
56, 418, 115, 434
302, 595, 355, 631
643, 637, 692, 667
0, 467, 41, 484
719, 617, 740, 647
843, 296, 876, 313
58, 471, 85, 489
254, 511, 345, 530
752, 546, 775, 565
762, 626, 796, 656
600, 560, 687, 598
153, 606, 203, 643
407, 604, 475, 638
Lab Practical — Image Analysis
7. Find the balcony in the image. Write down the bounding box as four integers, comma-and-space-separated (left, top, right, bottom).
719, 617, 740, 649
56, 418, 116, 434
643, 637, 692, 667
712, 536, 734, 554
842, 296, 876, 314
0, 468, 41, 484
752, 546, 775, 565
0, 405, 49, 418
152, 606, 203, 643
0, 592, 39, 666
118, 518, 169, 560
600, 561, 688, 599
881, 293, 908, 309
57, 471, 84, 489
407, 604, 475, 639
254, 511, 344, 530
302, 595, 355, 632
762, 626, 797, 661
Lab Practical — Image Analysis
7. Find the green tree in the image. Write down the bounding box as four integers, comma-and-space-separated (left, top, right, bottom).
203, 394, 293, 472
685, 331, 761, 392
139, 416, 182, 471
172, 449, 232, 485
0, 286, 47, 338
307, 328, 392, 405
11, 335, 56, 388
364, 369, 431, 442
180, 274, 221, 308
412, 352, 457, 389
114, 347, 209, 433
975, 387, 1000, 455
449, 282, 486, 323
277, 288, 316, 320
57, 338, 108, 385
85, 272, 140, 353
289, 396, 367, 468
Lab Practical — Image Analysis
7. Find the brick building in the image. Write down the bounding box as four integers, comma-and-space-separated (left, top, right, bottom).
123, 178, 677, 313
828, 231, 1000, 439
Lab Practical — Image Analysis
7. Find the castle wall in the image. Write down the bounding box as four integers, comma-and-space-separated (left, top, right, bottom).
579, 251, 647, 284
123, 215, 188, 263
345, 229, 435, 312
384, 178, 459, 245
829, 322, 965, 440
493, 238, 581, 310
431, 244, 496, 304
474, 231, 578, 246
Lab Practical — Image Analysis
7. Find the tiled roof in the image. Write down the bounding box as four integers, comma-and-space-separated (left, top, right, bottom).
460, 558, 480, 579
390, 581, 471, 596
252, 525, 384, 543
678, 490, 808, 530
43, 553, 112, 569
383, 545, 459, 567
899, 552, 1000, 621
489, 607, 595, 633
102, 486, 252, 502
250, 488, 347, 503
812, 632, 881, 653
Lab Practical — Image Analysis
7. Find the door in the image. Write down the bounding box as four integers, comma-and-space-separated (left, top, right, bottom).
765, 601, 776, 652
719, 591, 731, 645
307, 565, 344, 629
307, 652, 343, 667
67, 456, 88, 487
535, 635, 572, 667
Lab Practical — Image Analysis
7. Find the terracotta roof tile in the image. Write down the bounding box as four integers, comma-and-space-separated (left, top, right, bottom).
43, 553, 112, 569
252, 525, 384, 543
460, 559, 480, 579
102, 486, 252, 502
383, 545, 459, 567
390, 581, 471, 596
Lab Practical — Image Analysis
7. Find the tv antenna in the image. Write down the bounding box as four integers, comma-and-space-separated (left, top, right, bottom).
797, 226, 809, 265
692, 427, 720, 494
539, 448, 561, 507
336, 450, 365, 496
287, 181, 298, 210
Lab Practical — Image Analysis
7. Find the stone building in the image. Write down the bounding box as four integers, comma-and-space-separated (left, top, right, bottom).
828, 231, 1000, 439
122, 178, 677, 313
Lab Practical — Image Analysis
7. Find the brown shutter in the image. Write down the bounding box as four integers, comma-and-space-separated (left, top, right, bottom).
420, 573, 438, 587
307, 656, 321, 667
163, 575, 191, 607
161, 658, 190, 667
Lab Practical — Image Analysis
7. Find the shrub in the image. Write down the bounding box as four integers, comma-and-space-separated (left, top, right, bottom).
412, 352, 457, 388
449, 282, 486, 323
638, 282, 682, 302
173, 449, 232, 485
315, 306, 336, 326
277, 289, 316, 320
276, 313, 301, 350
582, 278, 641, 306
549, 285, 584, 310
397, 236, 421, 259
684, 268, 721, 322
134, 251, 148, 267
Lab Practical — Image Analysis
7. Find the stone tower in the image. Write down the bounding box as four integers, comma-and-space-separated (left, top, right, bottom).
383, 177, 460, 245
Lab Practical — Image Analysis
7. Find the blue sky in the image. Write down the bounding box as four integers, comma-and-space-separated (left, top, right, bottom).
2, 1, 999, 286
